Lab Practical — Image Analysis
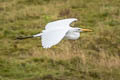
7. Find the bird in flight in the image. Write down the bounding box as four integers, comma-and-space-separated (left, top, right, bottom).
17, 18, 92, 48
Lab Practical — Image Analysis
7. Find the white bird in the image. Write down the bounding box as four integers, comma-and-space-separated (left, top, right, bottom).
17, 18, 92, 48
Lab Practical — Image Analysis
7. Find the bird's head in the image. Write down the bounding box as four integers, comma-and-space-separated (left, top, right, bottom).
75, 28, 92, 32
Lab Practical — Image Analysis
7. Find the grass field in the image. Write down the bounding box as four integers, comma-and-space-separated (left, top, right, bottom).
0, 0, 120, 80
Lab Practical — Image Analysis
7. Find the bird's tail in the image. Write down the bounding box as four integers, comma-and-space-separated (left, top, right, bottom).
16, 33, 42, 40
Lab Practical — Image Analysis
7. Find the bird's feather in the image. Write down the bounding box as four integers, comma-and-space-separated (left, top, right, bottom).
41, 28, 69, 48
45, 18, 77, 30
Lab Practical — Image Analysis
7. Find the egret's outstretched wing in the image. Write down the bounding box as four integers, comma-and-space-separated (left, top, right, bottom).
45, 18, 77, 30
41, 28, 69, 48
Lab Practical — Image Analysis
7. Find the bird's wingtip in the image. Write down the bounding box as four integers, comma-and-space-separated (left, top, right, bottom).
42, 45, 52, 49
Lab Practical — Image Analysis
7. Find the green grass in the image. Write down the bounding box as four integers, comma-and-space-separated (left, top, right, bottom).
0, 0, 120, 80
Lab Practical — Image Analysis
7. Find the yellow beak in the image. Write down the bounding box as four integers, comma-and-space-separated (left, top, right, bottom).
81, 28, 92, 32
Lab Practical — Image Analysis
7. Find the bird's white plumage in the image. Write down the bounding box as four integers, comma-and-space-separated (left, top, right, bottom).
45, 18, 77, 30
41, 28, 69, 48
18, 18, 92, 48
41, 18, 78, 48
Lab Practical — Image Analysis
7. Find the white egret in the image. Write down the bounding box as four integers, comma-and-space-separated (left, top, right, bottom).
17, 18, 92, 48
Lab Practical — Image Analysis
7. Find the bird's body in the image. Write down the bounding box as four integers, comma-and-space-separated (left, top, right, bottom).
64, 28, 80, 40
17, 18, 92, 48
